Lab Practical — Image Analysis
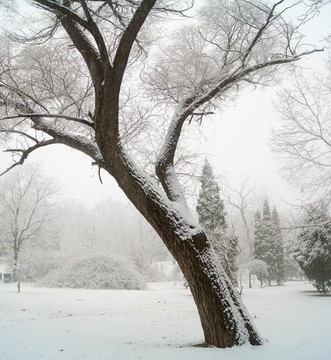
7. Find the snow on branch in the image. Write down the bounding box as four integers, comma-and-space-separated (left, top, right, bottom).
0, 113, 104, 177
1, 113, 94, 128
155, 47, 321, 206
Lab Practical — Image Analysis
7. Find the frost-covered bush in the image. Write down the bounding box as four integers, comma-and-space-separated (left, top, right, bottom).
37, 254, 146, 290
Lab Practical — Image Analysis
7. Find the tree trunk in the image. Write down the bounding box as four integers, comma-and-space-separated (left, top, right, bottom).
12, 250, 19, 283
13, 249, 21, 292
249, 272, 252, 289
98, 150, 262, 348
177, 238, 261, 347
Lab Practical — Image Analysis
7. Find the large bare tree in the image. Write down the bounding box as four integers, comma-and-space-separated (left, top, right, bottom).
0, 0, 322, 347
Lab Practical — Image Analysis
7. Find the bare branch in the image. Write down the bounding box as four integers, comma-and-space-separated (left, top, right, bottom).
1, 113, 94, 128
155, 48, 321, 201
0, 139, 56, 176
271, 68, 331, 202
34, 0, 103, 86
112, 0, 157, 86
241, 0, 285, 65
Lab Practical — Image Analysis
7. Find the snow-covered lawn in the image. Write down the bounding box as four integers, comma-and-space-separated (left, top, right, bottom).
0, 281, 330, 360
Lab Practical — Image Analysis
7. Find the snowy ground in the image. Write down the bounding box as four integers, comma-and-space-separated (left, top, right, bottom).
0, 281, 330, 360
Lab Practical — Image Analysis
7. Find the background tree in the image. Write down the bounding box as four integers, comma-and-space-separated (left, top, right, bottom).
253, 209, 267, 284
241, 259, 268, 288
196, 159, 239, 285
261, 200, 276, 286
284, 254, 305, 281
271, 47, 331, 276
57, 198, 168, 276
0, 165, 56, 291
271, 64, 331, 206
223, 177, 256, 270
294, 205, 331, 294
0, 0, 322, 347
225, 232, 240, 286
271, 207, 285, 285
254, 200, 285, 285
196, 159, 227, 235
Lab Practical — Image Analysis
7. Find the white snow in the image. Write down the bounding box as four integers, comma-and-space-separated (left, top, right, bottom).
0, 281, 330, 360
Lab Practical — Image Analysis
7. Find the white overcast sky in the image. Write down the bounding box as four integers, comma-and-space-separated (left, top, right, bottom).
0, 1, 330, 209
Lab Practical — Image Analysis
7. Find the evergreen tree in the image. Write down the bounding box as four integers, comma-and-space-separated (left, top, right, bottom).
253, 209, 267, 284
272, 207, 285, 285
263, 200, 276, 285
226, 234, 240, 283
196, 159, 238, 284
196, 159, 226, 235
254, 200, 285, 285
295, 205, 331, 294
253, 210, 264, 258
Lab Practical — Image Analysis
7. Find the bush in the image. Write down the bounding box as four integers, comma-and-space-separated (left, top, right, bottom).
37, 254, 146, 290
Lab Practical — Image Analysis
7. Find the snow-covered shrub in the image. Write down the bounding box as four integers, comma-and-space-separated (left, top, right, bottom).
37, 254, 146, 290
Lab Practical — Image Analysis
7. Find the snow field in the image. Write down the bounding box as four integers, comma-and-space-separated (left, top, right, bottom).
0, 281, 330, 360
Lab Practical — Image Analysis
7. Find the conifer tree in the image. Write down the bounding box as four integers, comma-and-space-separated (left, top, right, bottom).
196, 159, 238, 284
272, 207, 285, 285
226, 234, 240, 283
196, 159, 226, 234
261, 200, 275, 285
253, 210, 263, 257
254, 200, 285, 285
253, 209, 267, 284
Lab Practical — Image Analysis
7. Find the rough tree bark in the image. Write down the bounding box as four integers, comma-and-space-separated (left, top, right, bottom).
0, 0, 322, 347
100, 145, 261, 346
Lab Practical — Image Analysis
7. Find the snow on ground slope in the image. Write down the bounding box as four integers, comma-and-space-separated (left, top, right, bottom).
0, 281, 330, 360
